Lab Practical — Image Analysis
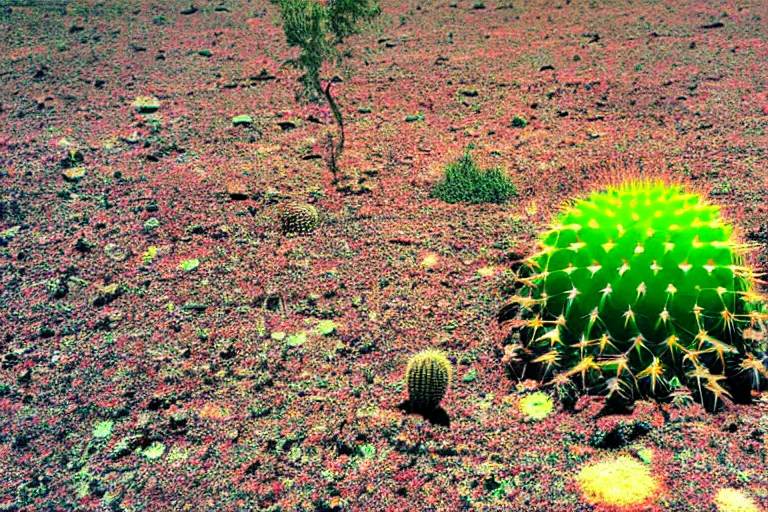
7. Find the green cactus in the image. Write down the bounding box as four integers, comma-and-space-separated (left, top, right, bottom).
500, 180, 768, 409
406, 349, 452, 412
278, 202, 319, 235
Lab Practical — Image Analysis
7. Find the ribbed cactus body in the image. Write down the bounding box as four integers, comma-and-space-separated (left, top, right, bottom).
407, 350, 452, 411
278, 202, 319, 235
504, 181, 768, 404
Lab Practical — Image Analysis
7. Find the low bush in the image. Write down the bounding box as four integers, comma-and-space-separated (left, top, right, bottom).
431, 148, 517, 204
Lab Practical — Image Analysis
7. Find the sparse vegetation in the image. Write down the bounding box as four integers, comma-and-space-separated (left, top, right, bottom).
431, 147, 517, 204
272, 0, 380, 182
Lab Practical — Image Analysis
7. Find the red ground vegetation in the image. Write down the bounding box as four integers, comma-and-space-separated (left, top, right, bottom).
1, 0, 768, 510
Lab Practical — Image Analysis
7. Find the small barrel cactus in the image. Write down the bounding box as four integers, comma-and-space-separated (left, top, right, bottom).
278, 202, 319, 235
500, 180, 768, 408
406, 349, 452, 412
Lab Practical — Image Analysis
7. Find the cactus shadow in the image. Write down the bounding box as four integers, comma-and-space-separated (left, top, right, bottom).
397, 400, 451, 428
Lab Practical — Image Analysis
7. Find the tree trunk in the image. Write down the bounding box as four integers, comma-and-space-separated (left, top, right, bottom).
323, 81, 344, 184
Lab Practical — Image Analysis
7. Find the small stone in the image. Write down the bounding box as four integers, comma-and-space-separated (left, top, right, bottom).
94, 283, 123, 306
231, 114, 253, 126
226, 181, 249, 200
121, 131, 141, 144
75, 237, 95, 253
132, 96, 160, 113
61, 167, 86, 182
251, 69, 276, 81
104, 243, 128, 262
18, 368, 32, 384
276, 121, 297, 131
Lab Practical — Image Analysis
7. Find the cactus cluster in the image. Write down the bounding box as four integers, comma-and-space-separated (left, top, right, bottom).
278, 202, 319, 235
406, 350, 452, 412
500, 180, 768, 408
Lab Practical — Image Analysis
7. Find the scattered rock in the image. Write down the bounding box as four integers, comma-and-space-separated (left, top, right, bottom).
120, 131, 141, 144
182, 302, 207, 312
17, 368, 32, 384
232, 114, 253, 126
251, 69, 276, 81
168, 412, 189, 434
700, 21, 724, 29
180, 6, 198, 15
219, 342, 236, 359
226, 181, 249, 200
133, 96, 160, 114
61, 167, 86, 182
589, 420, 653, 449
93, 283, 124, 306
75, 237, 95, 253
104, 243, 129, 262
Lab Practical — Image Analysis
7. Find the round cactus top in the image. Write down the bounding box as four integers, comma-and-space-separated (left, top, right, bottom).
524, 180, 762, 346
407, 349, 453, 380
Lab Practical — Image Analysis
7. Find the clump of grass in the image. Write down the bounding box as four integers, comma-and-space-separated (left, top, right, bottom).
511, 115, 528, 128
431, 148, 516, 204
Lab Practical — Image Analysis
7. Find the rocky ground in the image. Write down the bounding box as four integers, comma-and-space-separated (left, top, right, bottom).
1, 0, 768, 510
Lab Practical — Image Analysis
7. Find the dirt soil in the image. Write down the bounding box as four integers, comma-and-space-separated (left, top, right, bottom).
1, 0, 768, 511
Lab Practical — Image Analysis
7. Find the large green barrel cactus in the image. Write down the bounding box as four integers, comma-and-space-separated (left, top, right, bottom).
500, 180, 768, 408
406, 350, 452, 412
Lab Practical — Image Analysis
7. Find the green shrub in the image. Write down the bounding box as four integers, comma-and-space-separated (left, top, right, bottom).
511, 115, 529, 128
431, 148, 517, 204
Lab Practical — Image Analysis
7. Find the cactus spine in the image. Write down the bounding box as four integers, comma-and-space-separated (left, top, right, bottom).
501, 180, 768, 407
406, 349, 452, 412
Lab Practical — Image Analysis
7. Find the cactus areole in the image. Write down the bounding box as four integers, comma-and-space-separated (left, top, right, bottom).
502, 181, 768, 407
